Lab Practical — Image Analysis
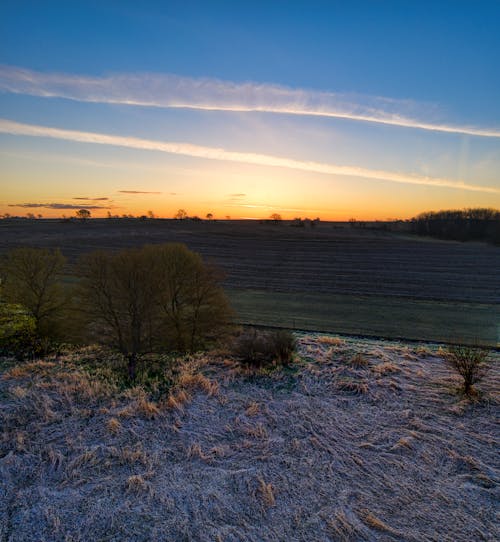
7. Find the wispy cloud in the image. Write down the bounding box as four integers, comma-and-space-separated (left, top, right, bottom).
73, 197, 109, 201
0, 118, 497, 194
0, 65, 498, 138
118, 190, 162, 194
8, 202, 111, 209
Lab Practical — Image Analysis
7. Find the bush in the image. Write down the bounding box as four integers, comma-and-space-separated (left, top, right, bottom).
234, 328, 296, 368
0, 302, 37, 359
442, 345, 491, 395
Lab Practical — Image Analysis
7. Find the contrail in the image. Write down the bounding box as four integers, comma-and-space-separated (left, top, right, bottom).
1, 65, 499, 138
0, 118, 497, 194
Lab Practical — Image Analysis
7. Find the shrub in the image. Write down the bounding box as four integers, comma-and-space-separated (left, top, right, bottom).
270, 330, 296, 366
0, 302, 37, 359
234, 328, 296, 368
442, 345, 491, 395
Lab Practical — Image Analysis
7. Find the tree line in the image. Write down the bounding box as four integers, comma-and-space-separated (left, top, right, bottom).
0, 244, 232, 379
410, 208, 500, 244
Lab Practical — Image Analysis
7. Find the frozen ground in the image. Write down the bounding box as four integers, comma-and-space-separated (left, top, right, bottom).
1, 335, 498, 541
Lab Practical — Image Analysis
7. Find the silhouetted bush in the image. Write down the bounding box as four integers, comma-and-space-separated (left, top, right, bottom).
234, 328, 296, 368
442, 345, 491, 395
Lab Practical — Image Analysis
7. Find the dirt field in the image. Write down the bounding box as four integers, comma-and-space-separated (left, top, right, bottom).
1, 219, 499, 345
1, 335, 498, 541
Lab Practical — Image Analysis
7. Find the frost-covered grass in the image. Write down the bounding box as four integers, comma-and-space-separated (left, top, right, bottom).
1, 335, 498, 541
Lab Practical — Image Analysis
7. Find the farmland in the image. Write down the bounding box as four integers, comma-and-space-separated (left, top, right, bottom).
1, 334, 498, 541
0, 218, 499, 345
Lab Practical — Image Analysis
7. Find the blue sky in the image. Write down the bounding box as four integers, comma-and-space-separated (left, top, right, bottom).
1, 1, 499, 219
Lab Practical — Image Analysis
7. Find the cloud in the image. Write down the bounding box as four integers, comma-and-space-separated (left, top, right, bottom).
229, 193, 246, 197
0, 118, 497, 194
0, 65, 498, 138
118, 190, 162, 194
8, 202, 111, 209
73, 197, 109, 201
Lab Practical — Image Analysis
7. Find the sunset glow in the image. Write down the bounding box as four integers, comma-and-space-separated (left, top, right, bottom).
1, 2, 499, 220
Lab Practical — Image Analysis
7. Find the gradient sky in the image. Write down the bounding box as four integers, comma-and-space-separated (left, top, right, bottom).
1, 0, 499, 220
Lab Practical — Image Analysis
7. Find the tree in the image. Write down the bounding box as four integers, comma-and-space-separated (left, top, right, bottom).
0, 248, 67, 337
206, 213, 214, 220
174, 209, 188, 220
270, 213, 282, 223
147, 210, 155, 219
78, 244, 232, 380
76, 209, 91, 220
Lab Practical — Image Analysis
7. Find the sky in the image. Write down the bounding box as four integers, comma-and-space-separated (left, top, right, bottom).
0, 0, 499, 220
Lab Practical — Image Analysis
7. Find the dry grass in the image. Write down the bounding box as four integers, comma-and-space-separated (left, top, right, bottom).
0, 336, 498, 541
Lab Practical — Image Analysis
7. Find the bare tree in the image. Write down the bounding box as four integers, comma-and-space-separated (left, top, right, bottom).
78, 244, 232, 379
76, 209, 91, 220
1, 248, 67, 337
174, 209, 188, 220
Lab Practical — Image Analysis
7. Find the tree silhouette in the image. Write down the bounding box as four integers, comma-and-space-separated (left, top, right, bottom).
175, 209, 188, 220
76, 209, 91, 220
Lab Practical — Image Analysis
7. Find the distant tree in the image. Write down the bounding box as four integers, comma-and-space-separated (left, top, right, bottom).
175, 209, 188, 220
78, 244, 232, 380
37, 214, 43, 219
107, 211, 112, 219
270, 213, 282, 223
76, 209, 91, 220
206, 213, 214, 220
0, 248, 67, 338
147, 210, 156, 219
26, 213, 35, 219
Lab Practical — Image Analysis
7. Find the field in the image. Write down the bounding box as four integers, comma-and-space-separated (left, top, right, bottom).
1, 219, 499, 346
1, 334, 498, 541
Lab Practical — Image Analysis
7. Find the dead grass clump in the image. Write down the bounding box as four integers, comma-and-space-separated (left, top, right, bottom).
349, 352, 369, 368
317, 335, 344, 346
126, 474, 148, 493
327, 510, 360, 540
336, 377, 368, 394
359, 509, 398, 535
106, 417, 121, 435
2, 360, 56, 379
257, 477, 275, 507
178, 372, 219, 395
442, 345, 491, 395
163, 389, 191, 410
372, 362, 400, 375
245, 401, 260, 416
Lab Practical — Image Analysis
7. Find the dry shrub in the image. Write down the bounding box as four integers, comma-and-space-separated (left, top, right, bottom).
442, 345, 491, 395
233, 328, 296, 368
